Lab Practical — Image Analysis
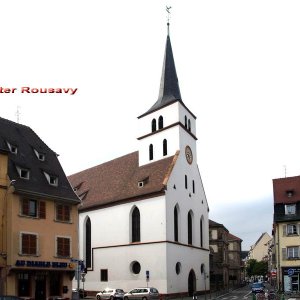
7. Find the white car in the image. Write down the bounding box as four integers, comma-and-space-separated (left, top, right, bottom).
123, 287, 159, 300
96, 288, 125, 300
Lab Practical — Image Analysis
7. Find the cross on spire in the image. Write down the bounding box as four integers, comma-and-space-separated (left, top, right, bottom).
166, 6, 172, 35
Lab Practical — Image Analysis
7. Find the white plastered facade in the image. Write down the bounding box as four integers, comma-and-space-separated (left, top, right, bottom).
76, 100, 210, 295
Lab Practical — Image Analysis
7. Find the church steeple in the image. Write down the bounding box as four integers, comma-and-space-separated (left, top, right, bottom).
139, 27, 182, 117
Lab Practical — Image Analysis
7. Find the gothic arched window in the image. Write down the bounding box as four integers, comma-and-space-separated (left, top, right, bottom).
163, 139, 167, 156
188, 211, 193, 245
132, 207, 140, 242
85, 217, 91, 268
152, 119, 157, 132
174, 206, 179, 242
149, 144, 153, 161
200, 217, 204, 248
158, 116, 164, 129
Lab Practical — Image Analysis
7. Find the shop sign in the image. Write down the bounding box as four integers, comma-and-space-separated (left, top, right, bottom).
15, 260, 74, 269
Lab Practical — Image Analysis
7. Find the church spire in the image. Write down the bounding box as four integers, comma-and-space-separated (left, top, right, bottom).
139, 11, 182, 117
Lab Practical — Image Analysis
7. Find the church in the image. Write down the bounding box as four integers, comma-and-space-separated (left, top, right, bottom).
68, 22, 210, 296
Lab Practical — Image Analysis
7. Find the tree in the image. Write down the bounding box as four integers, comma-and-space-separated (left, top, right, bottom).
246, 259, 268, 277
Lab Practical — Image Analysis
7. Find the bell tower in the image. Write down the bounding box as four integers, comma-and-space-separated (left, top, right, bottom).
137, 21, 197, 167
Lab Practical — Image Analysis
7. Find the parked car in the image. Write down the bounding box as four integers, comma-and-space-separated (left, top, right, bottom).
72, 288, 87, 298
123, 287, 159, 300
96, 288, 125, 300
251, 282, 265, 294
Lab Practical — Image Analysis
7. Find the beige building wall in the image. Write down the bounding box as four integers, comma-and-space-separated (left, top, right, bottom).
249, 232, 272, 262
0, 151, 79, 299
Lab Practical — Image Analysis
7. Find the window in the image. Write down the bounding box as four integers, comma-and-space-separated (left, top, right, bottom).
56, 236, 71, 257
175, 262, 181, 274
185, 175, 188, 189
285, 204, 296, 215
100, 269, 108, 281
158, 116, 163, 129
188, 119, 191, 131
21, 199, 46, 218
192, 180, 195, 193
56, 204, 71, 222
200, 217, 203, 247
151, 119, 156, 132
287, 224, 298, 235
34, 149, 45, 161
131, 261, 141, 274
85, 217, 91, 268
188, 211, 193, 245
149, 144, 153, 161
44, 171, 58, 186
163, 139, 167, 156
132, 207, 140, 242
184, 116, 187, 128
287, 246, 299, 259
174, 206, 178, 242
16, 166, 30, 179
7, 141, 18, 154
18, 273, 30, 296
21, 233, 37, 255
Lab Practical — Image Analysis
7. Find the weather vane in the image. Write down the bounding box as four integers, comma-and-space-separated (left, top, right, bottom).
166, 6, 172, 35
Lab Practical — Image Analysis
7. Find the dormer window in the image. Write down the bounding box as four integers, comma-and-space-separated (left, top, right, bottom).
138, 177, 149, 188
286, 190, 294, 198
7, 141, 18, 154
285, 204, 296, 215
43, 172, 58, 186
16, 166, 30, 179
34, 149, 45, 161
138, 181, 144, 188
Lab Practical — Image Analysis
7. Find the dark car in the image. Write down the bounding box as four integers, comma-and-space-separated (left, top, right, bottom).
72, 288, 87, 298
251, 282, 265, 294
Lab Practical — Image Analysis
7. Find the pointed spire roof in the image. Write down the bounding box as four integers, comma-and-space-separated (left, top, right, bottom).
139, 31, 182, 118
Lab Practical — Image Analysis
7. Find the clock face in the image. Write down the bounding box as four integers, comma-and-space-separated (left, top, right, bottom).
185, 146, 193, 164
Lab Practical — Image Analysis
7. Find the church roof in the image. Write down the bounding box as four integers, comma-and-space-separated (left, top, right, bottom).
139, 34, 182, 118
68, 151, 177, 211
0, 116, 80, 203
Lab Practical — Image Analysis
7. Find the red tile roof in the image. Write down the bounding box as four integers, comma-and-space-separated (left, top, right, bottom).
228, 233, 242, 241
68, 151, 178, 211
273, 175, 300, 204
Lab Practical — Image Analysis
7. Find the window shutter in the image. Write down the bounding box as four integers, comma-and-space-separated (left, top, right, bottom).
39, 201, 46, 219
282, 225, 287, 236
56, 205, 63, 221
22, 199, 29, 215
282, 248, 287, 260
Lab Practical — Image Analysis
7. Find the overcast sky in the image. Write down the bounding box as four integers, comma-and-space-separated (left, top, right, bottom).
2, 0, 300, 250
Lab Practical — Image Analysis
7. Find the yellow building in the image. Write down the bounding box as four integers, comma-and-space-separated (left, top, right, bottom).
273, 176, 300, 293
0, 117, 80, 299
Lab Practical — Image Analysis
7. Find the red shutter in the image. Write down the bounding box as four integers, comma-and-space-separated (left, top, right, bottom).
57, 237, 70, 257
22, 234, 37, 255
22, 199, 29, 215
56, 205, 63, 221
39, 201, 46, 219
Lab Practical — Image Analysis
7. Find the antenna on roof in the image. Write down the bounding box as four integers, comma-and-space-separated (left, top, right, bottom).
15, 106, 21, 123
283, 165, 286, 178
166, 6, 172, 35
